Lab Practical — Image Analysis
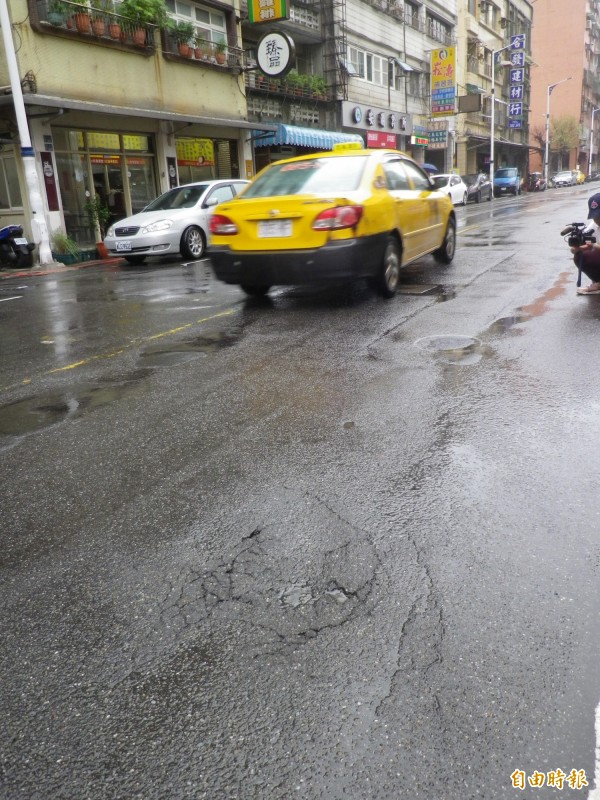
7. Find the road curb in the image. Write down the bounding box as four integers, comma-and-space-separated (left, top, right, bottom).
0, 257, 126, 280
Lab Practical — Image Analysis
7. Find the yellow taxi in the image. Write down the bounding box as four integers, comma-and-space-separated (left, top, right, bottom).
209, 143, 456, 298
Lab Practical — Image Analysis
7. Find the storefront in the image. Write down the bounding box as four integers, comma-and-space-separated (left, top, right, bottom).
340, 101, 413, 153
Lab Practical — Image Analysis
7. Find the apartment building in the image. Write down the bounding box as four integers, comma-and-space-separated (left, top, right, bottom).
0, 0, 265, 248
243, 0, 458, 172
455, 0, 533, 177
528, 0, 600, 176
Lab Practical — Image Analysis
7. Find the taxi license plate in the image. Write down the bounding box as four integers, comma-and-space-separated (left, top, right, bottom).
258, 220, 292, 238
116, 241, 132, 252
13, 237, 28, 245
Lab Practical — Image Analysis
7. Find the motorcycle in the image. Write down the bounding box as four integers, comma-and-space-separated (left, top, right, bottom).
528, 172, 547, 192
0, 224, 36, 269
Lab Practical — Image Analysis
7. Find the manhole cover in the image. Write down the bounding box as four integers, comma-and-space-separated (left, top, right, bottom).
415, 335, 481, 353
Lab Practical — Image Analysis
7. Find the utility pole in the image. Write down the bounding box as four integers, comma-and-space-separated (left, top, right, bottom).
0, 0, 53, 264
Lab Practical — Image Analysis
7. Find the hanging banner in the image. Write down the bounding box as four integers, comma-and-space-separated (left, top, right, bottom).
40, 152, 59, 211
430, 47, 456, 118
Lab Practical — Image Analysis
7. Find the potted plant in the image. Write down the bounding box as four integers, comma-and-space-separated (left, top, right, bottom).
119, 0, 167, 44
284, 69, 302, 94
84, 195, 111, 256
193, 35, 209, 60
214, 38, 227, 65
72, 2, 92, 33
51, 231, 81, 265
166, 18, 195, 56
47, 0, 70, 26
309, 75, 326, 99
90, 0, 112, 35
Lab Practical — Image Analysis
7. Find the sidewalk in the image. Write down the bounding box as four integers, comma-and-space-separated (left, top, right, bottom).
0, 256, 125, 280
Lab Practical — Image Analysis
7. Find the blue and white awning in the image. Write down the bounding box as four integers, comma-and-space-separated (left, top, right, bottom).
253, 124, 364, 150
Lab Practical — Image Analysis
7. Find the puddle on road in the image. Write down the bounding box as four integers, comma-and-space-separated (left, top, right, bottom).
139, 329, 243, 367
0, 371, 150, 445
278, 584, 351, 608
488, 313, 531, 334
414, 334, 485, 366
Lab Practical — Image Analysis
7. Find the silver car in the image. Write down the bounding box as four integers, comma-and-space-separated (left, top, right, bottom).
104, 179, 249, 264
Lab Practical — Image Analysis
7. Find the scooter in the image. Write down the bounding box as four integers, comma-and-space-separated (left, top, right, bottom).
0, 224, 36, 268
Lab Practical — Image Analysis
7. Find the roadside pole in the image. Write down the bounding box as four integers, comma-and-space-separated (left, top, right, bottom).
0, 0, 53, 264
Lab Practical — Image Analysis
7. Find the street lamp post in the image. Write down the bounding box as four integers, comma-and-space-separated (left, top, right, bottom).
589, 107, 600, 179
544, 77, 572, 186
489, 44, 513, 197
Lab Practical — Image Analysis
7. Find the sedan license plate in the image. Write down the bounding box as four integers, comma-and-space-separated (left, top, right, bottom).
116, 241, 132, 252
13, 237, 27, 245
258, 220, 292, 238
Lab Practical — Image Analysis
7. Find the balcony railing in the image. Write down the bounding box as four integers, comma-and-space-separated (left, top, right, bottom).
36, 0, 158, 49
245, 72, 330, 101
163, 34, 244, 69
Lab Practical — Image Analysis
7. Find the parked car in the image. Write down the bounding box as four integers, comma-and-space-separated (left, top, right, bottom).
104, 179, 250, 264
209, 143, 457, 298
551, 170, 577, 188
430, 173, 469, 205
493, 167, 521, 197
463, 173, 492, 203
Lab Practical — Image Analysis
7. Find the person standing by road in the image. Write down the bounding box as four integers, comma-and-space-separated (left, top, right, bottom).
571, 193, 600, 295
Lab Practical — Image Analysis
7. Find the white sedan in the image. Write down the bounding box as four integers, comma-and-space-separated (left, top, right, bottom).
430, 174, 469, 206
104, 179, 249, 264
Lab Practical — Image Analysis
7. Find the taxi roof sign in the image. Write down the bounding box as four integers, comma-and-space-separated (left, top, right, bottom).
332, 141, 363, 152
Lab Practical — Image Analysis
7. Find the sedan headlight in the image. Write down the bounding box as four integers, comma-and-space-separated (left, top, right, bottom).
106, 224, 114, 237
141, 219, 173, 234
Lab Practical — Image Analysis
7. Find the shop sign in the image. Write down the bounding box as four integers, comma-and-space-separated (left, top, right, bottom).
248, 0, 288, 23
176, 138, 215, 167
256, 31, 295, 77
342, 101, 412, 135
41, 152, 59, 211
90, 154, 121, 165
367, 131, 398, 150
430, 47, 456, 118
366, 132, 398, 149
427, 119, 448, 150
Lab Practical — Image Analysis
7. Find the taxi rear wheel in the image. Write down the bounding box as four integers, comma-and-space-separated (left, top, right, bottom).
378, 237, 401, 298
240, 284, 271, 297
433, 217, 456, 264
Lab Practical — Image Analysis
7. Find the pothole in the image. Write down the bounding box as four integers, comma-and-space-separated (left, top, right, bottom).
414, 334, 484, 365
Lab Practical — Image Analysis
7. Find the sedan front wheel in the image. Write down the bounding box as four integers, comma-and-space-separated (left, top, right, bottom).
180, 226, 206, 260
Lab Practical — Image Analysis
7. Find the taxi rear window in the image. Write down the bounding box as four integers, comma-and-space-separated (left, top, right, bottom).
243, 156, 367, 197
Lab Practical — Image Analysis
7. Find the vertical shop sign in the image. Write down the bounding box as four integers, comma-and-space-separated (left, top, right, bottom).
166, 156, 178, 189
508, 34, 527, 129
40, 152, 59, 211
430, 48, 456, 118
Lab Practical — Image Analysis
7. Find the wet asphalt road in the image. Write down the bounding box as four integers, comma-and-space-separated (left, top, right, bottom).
2, 186, 600, 799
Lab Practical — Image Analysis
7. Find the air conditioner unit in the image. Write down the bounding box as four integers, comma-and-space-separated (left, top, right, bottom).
500, 16, 507, 28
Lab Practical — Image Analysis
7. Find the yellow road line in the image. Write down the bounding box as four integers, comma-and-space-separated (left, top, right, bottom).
1, 308, 236, 392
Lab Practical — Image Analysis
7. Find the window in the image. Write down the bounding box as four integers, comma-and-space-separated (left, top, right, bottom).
0, 154, 23, 209
348, 47, 388, 86
404, 1, 419, 29
468, 0, 476, 13
427, 14, 451, 44
403, 160, 430, 190
165, 0, 226, 44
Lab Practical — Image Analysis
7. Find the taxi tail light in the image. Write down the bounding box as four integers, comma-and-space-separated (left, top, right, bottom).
312, 205, 364, 231
210, 214, 238, 235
